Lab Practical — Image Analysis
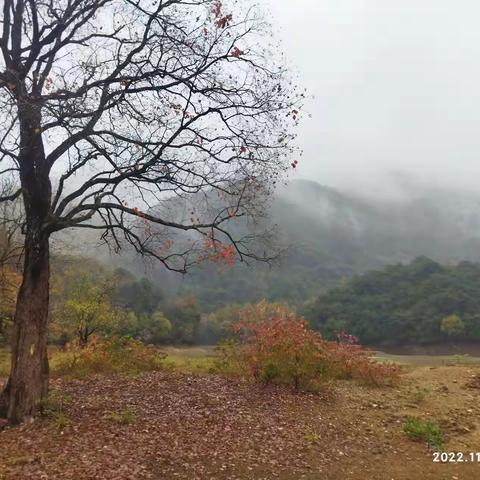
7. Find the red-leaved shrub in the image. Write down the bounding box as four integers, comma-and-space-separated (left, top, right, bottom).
217, 301, 400, 390
324, 332, 400, 386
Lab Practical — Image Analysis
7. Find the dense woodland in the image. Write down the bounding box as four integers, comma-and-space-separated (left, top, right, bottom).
4, 246, 480, 348
0, 255, 202, 347
304, 256, 480, 345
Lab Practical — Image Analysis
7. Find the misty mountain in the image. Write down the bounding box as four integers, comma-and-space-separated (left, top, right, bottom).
278, 179, 480, 263
115, 179, 480, 310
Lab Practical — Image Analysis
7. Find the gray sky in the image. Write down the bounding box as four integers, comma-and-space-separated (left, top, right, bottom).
268, 0, 480, 197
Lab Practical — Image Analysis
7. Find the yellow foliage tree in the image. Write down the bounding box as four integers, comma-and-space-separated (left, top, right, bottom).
0, 267, 20, 343
50, 268, 121, 347
0, 214, 22, 343
440, 314, 465, 338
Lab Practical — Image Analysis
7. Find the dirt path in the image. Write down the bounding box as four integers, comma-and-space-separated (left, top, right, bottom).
0, 366, 479, 479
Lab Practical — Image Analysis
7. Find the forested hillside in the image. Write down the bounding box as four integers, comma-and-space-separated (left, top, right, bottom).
304, 257, 480, 345
123, 179, 480, 310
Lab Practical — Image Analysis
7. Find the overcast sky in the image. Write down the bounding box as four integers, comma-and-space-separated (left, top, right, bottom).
268, 0, 480, 197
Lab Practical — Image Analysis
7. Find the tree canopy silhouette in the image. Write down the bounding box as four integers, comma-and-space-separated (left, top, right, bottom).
0, 0, 300, 423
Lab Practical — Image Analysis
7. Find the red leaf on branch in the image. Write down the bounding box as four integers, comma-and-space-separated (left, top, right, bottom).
231, 47, 244, 58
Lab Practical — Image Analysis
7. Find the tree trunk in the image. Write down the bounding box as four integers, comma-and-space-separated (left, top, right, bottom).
0, 93, 52, 424
0, 232, 50, 423
78, 326, 89, 348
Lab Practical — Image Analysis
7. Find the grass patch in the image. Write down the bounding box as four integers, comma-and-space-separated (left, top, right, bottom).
108, 407, 136, 425
6, 456, 36, 467
375, 352, 480, 366
404, 386, 430, 405
50, 410, 70, 430
305, 431, 320, 443
40, 390, 73, 430
162, 354, 216, 374
403, 416, 444, 449
2, 345, 216, 379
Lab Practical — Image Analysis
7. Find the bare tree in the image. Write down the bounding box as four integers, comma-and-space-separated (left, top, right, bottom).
0, 0, 301, 423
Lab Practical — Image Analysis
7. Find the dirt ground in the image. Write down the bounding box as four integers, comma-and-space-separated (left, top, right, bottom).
0, 365, 479, 479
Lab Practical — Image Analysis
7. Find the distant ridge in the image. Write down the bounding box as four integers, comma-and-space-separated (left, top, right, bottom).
107, 178, 480, 310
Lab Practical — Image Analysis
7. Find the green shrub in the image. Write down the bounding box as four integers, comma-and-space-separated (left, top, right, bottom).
403, 417, 444, 449
215, 339, 245, 377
